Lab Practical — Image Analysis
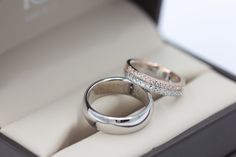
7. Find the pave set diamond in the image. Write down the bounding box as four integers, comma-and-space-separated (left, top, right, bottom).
124, 65, 184, 96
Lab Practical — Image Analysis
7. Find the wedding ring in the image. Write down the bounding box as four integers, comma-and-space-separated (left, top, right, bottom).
124, 59, 185, 97
83, 77, 153, 134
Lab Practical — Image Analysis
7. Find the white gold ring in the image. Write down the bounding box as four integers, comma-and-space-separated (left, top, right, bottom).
83, 77, 153, 134
124, 59, 185, 98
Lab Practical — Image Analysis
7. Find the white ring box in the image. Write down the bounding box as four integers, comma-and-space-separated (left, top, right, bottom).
0, 0, 236, 157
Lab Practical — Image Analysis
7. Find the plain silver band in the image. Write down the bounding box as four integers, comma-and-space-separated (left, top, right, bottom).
124, 59, 185, 98
83, 77, 153, 134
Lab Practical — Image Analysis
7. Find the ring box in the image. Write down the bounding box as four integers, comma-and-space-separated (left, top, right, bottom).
0, 0, 235, 157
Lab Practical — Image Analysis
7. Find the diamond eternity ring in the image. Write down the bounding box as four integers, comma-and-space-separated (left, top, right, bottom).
83, 77, 153, 134
124, 59, 185, 99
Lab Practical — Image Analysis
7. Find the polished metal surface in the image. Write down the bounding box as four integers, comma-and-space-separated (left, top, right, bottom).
83, 77, 153, 134
124, 59, 185, 98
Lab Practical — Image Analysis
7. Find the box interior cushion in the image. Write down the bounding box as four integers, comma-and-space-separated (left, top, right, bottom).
0, 0, 115, 55
1, 1, 235, 157
0, 42, 211, 157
